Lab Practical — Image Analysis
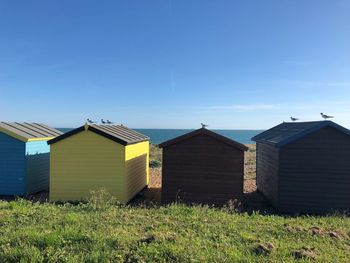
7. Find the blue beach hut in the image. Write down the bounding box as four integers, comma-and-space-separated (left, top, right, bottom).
0, 122, 62, 195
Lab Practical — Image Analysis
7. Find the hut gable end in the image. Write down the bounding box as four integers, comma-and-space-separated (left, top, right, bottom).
49, 125, 149, 203
161, 128, 246, 205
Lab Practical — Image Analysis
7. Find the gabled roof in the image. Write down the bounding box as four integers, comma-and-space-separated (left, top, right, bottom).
0, 122, 63, 142
48, 124, 149, 146
252, 121, 350, 148
159, 128, 248, 151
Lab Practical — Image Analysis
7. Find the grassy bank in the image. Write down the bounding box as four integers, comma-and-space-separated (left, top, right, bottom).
0, 199, 350, 262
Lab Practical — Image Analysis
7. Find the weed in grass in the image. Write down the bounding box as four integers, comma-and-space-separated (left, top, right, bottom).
149, 159, 162, 168
149, 144, 162, 166
87, 188, 119, 210
222, 199, 241, 214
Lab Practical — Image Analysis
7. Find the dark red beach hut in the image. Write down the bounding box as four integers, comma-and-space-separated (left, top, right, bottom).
252, 121, 350, 214
159, 128, 248, 205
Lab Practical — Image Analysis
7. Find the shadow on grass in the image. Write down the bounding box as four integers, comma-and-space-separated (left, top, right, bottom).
129, 186, 276, 214
0, 189, 49, 203
1, 187, 349, 217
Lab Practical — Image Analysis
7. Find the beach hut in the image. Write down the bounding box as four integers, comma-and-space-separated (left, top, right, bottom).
252, 121, 350, 214
48, 123, 150, 203
0, 122, 62, 195
159, 128, 248, 205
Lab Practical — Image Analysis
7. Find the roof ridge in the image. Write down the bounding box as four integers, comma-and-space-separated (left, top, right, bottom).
159, 128, 248, 151
48, 124, 149, 145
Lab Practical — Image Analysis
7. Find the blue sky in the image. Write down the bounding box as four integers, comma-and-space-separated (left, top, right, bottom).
1, 1, 350, 129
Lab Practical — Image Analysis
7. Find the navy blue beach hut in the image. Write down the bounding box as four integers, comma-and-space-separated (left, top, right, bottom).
252, 121, 350, 213
0, 122, 62, 195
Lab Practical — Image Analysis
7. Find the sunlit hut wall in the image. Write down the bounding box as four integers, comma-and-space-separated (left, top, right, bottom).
252, 121, 350, 214
0, 122, 62, 195
48, 123, 149, 203
160, 128, 248, 205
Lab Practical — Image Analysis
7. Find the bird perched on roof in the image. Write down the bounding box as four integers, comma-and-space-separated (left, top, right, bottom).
106, 120, 113, 124
201, 123, 208, 128
101, 119, 107, 124
86, 118, 95, 124
321, 113, 334, 120
290, 117, 299, 122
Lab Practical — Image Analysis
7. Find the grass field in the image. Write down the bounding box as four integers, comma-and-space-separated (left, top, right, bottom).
0, 144, 349, 262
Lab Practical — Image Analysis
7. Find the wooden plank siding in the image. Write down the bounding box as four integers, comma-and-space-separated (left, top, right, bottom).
0, 133, 26, 195
161, 134, 244, 205
125, 141, 149, 202
278, 126, 350, 213
256, 143, 279, 207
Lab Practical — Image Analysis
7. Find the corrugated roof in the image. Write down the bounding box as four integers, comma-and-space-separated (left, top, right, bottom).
252, 121, 350, 148
0, 122, 63, 142
159, 128, 248, 151
48, 124, 149, 145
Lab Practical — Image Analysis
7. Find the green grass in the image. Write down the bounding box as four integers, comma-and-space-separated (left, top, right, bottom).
0, 198, 349, 262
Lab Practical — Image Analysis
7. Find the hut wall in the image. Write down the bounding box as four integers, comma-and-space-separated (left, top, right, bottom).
161, 134, 244, 205
279, 126, 350, 213
0, 133, 26, 195
50, 130, 126, 202
125, 141, 149, 202
25, 141, 50, 194
256, 142, 280, 207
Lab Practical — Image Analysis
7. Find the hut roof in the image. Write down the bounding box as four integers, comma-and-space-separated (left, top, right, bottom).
0, 122, 63, 142
252, 121, 350, 148
48, 124, 149, 146
159, 128, 248, 151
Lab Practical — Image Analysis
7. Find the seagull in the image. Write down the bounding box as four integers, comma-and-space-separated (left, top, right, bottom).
106, 120, 113, 124
201, 123, 208, 128
86, 118, 94, 124
290, 117, 299, 122
321, 113, 334, 120
101, 119, 107, 124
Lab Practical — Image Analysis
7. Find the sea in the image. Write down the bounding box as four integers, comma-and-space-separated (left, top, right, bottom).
57, 128, 263, 145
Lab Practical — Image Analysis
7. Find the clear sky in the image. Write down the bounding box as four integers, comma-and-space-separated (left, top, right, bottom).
1, 1, 350, 129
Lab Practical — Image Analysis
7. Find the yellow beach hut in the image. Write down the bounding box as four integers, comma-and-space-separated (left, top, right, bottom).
47, 123, 149, 203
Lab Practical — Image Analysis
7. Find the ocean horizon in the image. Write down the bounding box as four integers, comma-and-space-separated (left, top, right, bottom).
57, 128, 263, 145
